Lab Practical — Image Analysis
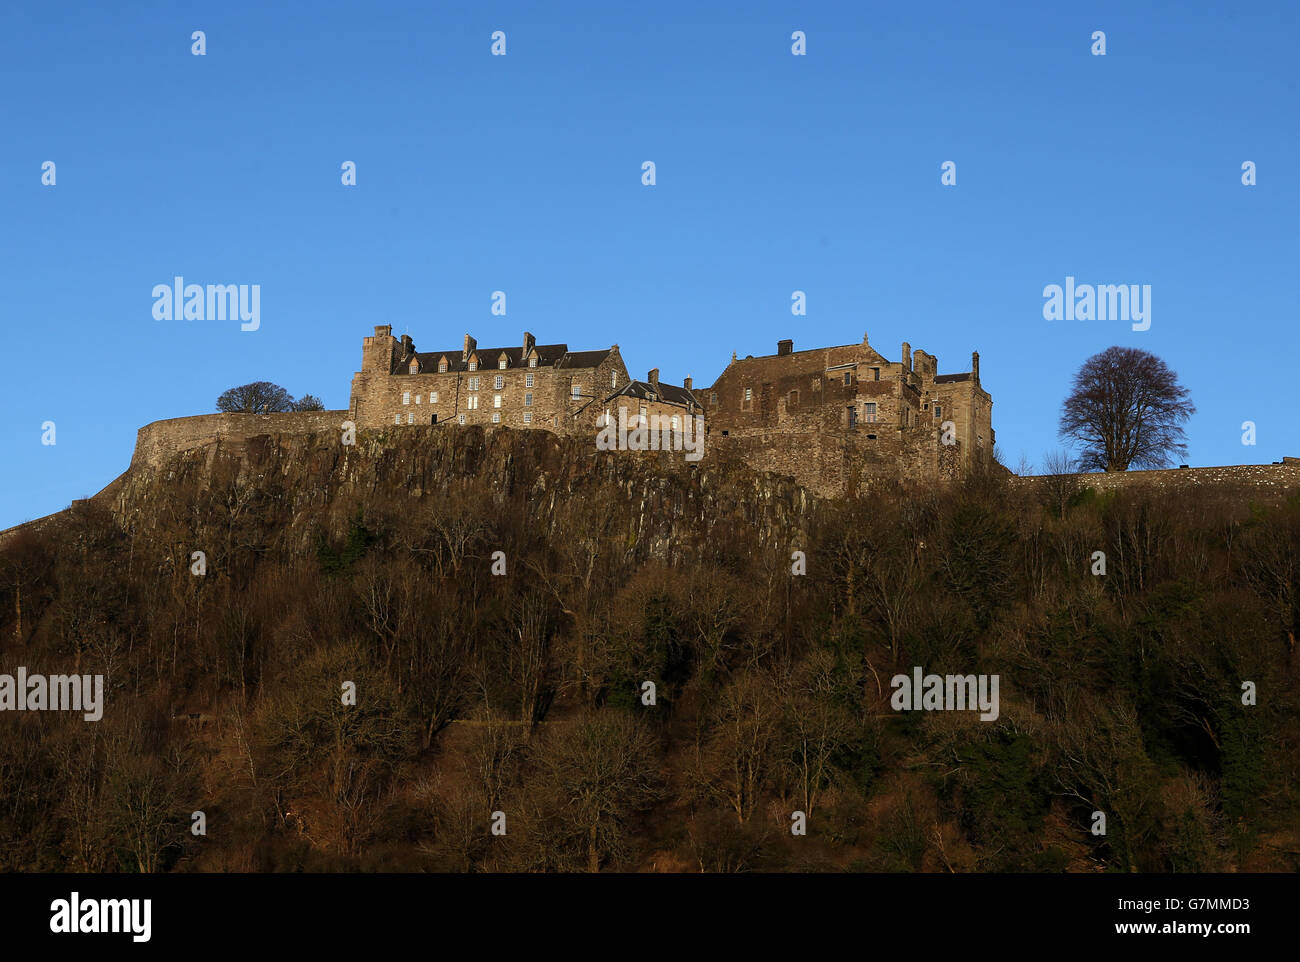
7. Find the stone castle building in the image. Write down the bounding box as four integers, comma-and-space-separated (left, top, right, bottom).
348, 325, 992, 485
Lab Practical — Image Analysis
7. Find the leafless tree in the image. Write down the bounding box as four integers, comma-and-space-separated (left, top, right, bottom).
1059, 346, 1194, 471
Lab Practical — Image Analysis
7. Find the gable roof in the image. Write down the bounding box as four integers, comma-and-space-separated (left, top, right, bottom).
404, 343, 586, 373
606, 380, 700, 408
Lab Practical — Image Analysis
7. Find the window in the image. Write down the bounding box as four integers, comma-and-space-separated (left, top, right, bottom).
526, 373, 535, 388
571, 379, 581, 399
457, 414, 466, 425
468, 359, 477, 371
529, 356, 537, 368
670, 415, 680, 432
468, 376, 479, 391
789, 390, 799, 408
394, 413, 400, 425
409, 360, 419, 374
491, 411, 500, 423
438, 360, 448, 373
493, 394, 502, 408
872, 368, 880, 381
467, 395, 479, 410
744, 388, 752, 401
847, 406, 857, 429
611, 370, 618, 388
844, 372, 852, 386
494, 375, 504, 390
430, 414, 437, 424
934, 405, 942, 419
402, 391, 410, 405
431, 391, 439, 403
523, 412, 533, 424
525, 393, 533, 407
415, 394, 421, 404
407, 412, 414, 424
639, 405, 648, 420
709, 392, 717, 405
864, 402, 877, 423
498, 359, 507, 370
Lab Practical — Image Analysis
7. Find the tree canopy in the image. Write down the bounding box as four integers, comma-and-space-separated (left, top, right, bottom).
1059, 346, 1194, 472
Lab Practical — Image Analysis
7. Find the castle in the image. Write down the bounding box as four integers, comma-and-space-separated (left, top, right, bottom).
348, 325, 993, 488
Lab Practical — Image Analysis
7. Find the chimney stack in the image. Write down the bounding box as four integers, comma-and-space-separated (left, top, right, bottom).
648, 368, 660, 390
523, 331, 535, 357
401, 334, 414, 358
777, 338, 793, 356
462, 333, 476, 361
683, 376, 692, 391
901, 342, 912, 371
971, 351, 980, 380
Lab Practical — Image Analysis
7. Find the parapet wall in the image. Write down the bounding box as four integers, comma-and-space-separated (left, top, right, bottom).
131, 411, 351, 470
1010, 462, 1300, 494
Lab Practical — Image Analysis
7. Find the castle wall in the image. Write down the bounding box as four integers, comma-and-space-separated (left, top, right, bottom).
131, 411, 350, 470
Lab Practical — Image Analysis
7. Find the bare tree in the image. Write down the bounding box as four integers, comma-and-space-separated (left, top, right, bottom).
216, 381, 295, 414
1058, 346, 1194, 471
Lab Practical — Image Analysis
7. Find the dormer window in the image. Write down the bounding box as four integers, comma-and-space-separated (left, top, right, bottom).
468, 359, 477, 371
498, 357, 508, 369
438, 360, 448, 373
529, 356, 538, 368
409, 359, 419, 374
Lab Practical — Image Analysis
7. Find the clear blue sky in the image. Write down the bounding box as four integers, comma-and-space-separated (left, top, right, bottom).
3, 1, 1297, 528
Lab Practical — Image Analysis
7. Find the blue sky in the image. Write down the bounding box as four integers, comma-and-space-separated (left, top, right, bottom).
2, 1, 1297, 528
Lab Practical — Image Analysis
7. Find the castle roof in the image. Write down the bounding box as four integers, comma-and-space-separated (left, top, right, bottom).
406, 343, 612, 373
608, 380, 700, 408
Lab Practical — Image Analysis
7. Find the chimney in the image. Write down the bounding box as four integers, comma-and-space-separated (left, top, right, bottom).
901, 341, 912, 371
971, 351, 980, 380
683, 376, 692, 391
462, 333, 476, 361
648, 368, 660, 390
777, 339, 793, 356
401, 334, 413, 358
523, 331, 535, 357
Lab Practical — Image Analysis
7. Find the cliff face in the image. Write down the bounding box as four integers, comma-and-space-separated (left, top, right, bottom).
104, 422, 822, 563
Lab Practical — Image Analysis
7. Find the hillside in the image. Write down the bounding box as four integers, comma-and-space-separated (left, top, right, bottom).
1, 424, 1298, 872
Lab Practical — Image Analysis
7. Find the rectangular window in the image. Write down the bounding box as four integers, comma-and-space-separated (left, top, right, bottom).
872, 368, 880, 381
529, 357, 537, 368
458, 414, 466, 425
934, 405, 942, 419
864, 402, 877, 423
844, 372, 852, 386
491, 411, 501, 423
847, 406, 857, 429
438, 361, 447, 373
402, 391, 410, 405
611, 370, 618, 388
407, 412, 414, 424
494, 375, 504, 390
523, 411, 533, 424
468, 376, 479, 391
431, 391, 439, 403
639, 405, 647, 419
467, 395, 479, 410
468, 360, 477, 371
571, 379, 580, 399
498, 359, 507, 370
525, 393, 533, 407
394, 413, 400, 425
415, 394, 421, 404
744, 387, 752, 401
526, 373, 535, 388
494, 394, 502, 408
670, 415, 680, 432
789, 390, 799, 408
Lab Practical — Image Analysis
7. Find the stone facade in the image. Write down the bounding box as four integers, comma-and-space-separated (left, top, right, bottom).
349, 326, 630, 436
701, 334, 993, 483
